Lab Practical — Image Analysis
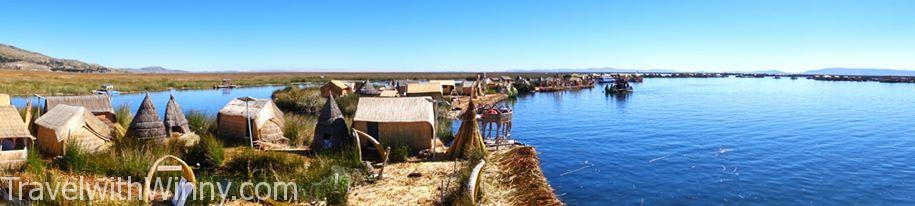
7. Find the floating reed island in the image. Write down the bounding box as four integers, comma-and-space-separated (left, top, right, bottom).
0, 75, 562, 205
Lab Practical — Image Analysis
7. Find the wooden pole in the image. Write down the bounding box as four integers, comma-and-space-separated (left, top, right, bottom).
378, 147, 391, 180
352, 130, 362, 161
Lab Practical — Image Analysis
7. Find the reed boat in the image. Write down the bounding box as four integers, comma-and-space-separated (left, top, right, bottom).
605, 84, 632, 94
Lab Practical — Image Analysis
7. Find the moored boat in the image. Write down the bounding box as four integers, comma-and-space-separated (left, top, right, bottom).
605, 81, 633, 94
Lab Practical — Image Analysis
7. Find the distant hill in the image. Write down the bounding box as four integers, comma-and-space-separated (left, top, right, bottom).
803, 68, 915, 76
123, 66, 189, 73
0, 43, 112, 73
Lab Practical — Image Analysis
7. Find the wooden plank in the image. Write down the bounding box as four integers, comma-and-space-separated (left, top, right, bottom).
157, 165, 183, 172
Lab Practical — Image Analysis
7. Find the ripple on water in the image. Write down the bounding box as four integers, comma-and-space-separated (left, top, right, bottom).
508, 78, 915, 205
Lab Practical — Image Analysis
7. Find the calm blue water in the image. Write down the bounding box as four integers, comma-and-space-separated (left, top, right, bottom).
10, 78, 915, 205
508, 78, 915, 205
11, 86, 286, 117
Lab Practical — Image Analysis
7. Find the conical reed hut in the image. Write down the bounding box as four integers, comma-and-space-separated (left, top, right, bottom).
163, 94, 191, 135
445, 85, 487, 159
127, 94, 167, 141
0, 105, 35, 169
34, 104, 112, 156
311, 95, 351, 152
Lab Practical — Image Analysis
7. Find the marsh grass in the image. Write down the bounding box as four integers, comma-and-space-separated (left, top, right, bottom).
186, 110, 217, 136
183, 134, 225, 168
284, 113, 317, 147
55, 138, 188, 178
114, 104, 133, 129
272, 86, 361, 116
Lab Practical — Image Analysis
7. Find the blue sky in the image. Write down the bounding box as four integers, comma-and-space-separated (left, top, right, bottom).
1, 0, 914, 72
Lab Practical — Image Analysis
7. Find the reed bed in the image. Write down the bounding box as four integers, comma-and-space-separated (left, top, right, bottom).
0, 70, 559, 95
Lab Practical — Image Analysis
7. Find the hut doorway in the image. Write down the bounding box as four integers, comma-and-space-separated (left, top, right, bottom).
367, 122, 379, 141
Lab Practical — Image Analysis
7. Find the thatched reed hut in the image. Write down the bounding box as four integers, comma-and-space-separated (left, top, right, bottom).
45, 95, 118, 130
0, 105, 35, 169
353, 97, 435, 153
164, 94, 191, 135
311, 95, 350, 151
445, 95, 487, 159
406, 83, 444, 100
34, 104, 112, 156
217, 98, 288, 148
321, 80, 352, 97
127, 94, 167, 141
356, 82, 382, 96
430, 80, 457, 95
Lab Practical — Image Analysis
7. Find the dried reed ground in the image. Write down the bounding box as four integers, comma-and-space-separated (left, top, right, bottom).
347, 161, 467, 206
346, 146, 562, 206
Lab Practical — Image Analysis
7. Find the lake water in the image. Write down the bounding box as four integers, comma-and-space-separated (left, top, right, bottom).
10, 78, 915, 205
12, 86, 287, 117
507, 77, 915, 205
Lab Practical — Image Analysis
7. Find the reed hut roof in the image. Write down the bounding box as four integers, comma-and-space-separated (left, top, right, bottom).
218, 98, 284, 127
163, 94, 190, 134
318, 95, 345, 126
35, 104, 110, 141
0, 94, 10, 106
378, 90, 399, 97
127, 94, 167, 140
0, 105, 33, 140
45, 95, 114, 115
406, 83, 443, 94
430, 80, 456, 86
327, 80, 350, 89
354, 97, 434, 127
357, 83, 382, 95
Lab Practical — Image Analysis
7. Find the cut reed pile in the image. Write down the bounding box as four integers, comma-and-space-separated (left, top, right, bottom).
486, 146, 563, 206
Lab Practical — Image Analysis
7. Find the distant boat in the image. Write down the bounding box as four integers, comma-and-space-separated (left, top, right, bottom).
790, 76, 798, 80
92, 84, 120, 95
605, 83, 633, 94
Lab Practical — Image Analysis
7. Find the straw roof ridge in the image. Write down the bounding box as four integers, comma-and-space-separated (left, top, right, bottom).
0, 105, 33, 139
328, 80, 350, 89
353, 97, 434, 127
164, 94, 190, 134
127, 94, 167, 140
406, 83, 443, 94
45, 95, 114, 114
219, 98, 284, 128
35, 104, 110, 141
